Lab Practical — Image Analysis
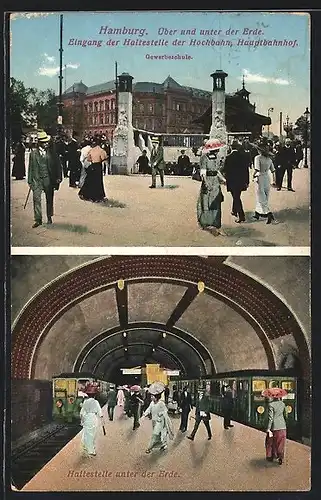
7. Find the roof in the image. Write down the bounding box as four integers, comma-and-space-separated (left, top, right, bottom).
63, 75, 213, 99
193, 98, 271, 126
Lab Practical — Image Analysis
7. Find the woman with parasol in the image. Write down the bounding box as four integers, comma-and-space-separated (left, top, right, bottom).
196, 138, 227, 236
142, 381, 174, 453
80, 383, 105, 457
262, 386, 288, 465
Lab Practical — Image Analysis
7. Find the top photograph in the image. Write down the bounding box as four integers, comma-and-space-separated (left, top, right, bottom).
9, 11, 310, 248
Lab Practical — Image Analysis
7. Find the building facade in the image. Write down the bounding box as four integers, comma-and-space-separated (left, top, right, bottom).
62, 75, 269, 139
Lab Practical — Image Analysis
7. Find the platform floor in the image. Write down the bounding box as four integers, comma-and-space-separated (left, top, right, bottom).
21, 406, 310, 492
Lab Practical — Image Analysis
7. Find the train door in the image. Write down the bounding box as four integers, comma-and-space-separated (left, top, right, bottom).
53, 378, 67, 421
280, 378, 299, 439
234, 378, 250, 422
251, 378, 268, 430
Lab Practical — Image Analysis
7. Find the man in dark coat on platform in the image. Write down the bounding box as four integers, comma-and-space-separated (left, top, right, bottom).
222, 140, 250, 223
177, 150, 191, 176
187, 388, 212, 441
222, 385, 234, 429
179, 386, 193, 433
107, 385, 117, 421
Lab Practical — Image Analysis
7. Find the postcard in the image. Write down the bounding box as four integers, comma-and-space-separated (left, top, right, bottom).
9, 11, 310, 248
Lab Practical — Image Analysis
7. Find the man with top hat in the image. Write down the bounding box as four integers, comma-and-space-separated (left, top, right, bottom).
129, 385, 144, 430
149, 136, 165, 188
27, 130, 62, 228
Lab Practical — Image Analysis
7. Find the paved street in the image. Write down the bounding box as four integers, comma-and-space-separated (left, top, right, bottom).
11, 164, 310, 247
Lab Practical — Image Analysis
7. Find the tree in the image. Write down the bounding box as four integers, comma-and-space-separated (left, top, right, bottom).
9, 78, 36, 142
293, 114, 311, 144
9, 77, 58, 143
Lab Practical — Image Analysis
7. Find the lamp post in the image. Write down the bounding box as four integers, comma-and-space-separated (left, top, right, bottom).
57, 14, 64, 136
303, 107, 310, 168
267, 107, 273, 137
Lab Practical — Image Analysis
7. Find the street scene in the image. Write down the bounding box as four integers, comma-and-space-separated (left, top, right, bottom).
9, 11, 310, 247
11, 160, 309, 247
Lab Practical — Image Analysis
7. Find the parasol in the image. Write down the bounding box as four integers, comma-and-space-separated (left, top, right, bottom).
262, 387, 288, 399
148, 381, 165, 395
203, 138, 225, 151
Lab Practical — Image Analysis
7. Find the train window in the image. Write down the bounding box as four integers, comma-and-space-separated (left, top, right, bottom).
55, 391, 66, 398
282, 381, 295, 390
268, 380, 280, 389
252, 380, 266, 392
54, 379, 66, 390
67, 379, 77, 394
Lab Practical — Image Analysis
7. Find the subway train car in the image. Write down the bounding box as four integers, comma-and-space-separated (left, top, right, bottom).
52, 372, 111, 423
176, 370, 301, 441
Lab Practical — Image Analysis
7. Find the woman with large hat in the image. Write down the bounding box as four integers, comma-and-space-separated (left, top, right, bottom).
263, 387, 288, 465
80, 383, 104, 456
78, 135, 107, 203
196, 138, 227, 236
252, 142, 278, 224
142, 382, 174, 453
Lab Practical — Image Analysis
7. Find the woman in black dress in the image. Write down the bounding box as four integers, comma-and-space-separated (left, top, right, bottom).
78, 137, 107, 202
12, 140, 26, 180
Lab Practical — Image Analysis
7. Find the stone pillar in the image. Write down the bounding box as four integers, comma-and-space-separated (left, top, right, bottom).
111, 72, 136, 175
209, 70, 228, 144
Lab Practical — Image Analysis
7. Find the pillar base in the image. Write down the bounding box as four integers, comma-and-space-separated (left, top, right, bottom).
111, 156, 131, 175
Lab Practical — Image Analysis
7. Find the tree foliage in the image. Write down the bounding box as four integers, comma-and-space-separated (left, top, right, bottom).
293, 114, 310, 143
9, 77, 58, 142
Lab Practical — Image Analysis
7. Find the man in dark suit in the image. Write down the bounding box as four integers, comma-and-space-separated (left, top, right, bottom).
187, 388, 212, 441
222, 140, 250, 223
222, 385, 234, 429
164, 385, 170, 405
149, 136, 165, 188
177, 150, 191, 176
28, 130, 62, 228
179, 386, 193, 433
107, 385, 117, 421
274, 138, 297, 191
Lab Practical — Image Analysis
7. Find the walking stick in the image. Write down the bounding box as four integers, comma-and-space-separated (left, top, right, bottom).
102, 424, 106, 436
23, 186, 31, 209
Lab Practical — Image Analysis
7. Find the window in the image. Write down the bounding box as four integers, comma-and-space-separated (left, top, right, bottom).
94, 102, 98, 112
100, 114, 104, 124
176, 103, 181, 111
105, 100, 108, 111
140, 103, 144, 113
252, 380, 266, 392
111, 100, 115, 110
149, 103, 154, 113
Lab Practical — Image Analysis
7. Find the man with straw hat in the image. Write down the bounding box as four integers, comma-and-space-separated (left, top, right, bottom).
27, 130, 62, 228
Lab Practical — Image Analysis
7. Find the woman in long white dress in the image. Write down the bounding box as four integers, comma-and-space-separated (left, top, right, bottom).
80, 385, 104, 456
253, 145, 278, 224
142, 393, 174, 453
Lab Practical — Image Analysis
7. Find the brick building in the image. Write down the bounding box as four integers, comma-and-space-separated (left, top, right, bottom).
62, 75, 269, 139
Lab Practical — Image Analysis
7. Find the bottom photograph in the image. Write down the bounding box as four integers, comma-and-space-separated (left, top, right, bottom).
10, 254, 311, 492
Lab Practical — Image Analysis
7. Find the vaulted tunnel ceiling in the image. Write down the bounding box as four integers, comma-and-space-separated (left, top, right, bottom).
11, 256, 310, 382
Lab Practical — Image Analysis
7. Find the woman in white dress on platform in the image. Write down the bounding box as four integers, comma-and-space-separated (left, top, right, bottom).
80, 384, 104, 456
253, 144, 278, 225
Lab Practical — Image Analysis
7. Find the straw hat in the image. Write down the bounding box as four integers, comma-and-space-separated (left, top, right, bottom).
37, 130, 50, 143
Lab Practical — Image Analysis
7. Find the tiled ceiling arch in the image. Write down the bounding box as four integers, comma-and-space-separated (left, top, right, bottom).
11, 256, 309, 380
